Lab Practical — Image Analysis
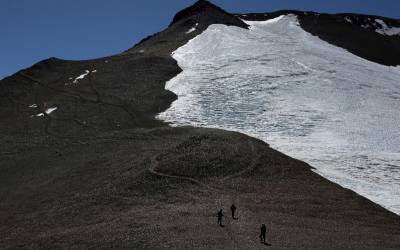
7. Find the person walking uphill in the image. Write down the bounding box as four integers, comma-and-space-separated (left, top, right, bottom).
260, 224, 267, 244
217, 209, 224, 227
230, 204, 237, 219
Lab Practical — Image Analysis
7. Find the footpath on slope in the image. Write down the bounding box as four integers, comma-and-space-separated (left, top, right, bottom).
148, 138, 269, 248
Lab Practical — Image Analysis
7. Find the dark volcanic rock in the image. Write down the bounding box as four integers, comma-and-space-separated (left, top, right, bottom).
0, 0, 247, 138
1, 127, 399, 249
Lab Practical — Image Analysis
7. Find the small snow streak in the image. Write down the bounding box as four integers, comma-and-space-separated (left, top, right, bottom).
186, 27, 197, 34
35, 107, 58, 117
45, 107, 57, 114
73, 70, 90, 84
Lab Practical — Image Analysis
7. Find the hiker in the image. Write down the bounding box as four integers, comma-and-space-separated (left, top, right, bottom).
217, 209, 224, 226
230, 204, 237, 219
260, 224, 267, 243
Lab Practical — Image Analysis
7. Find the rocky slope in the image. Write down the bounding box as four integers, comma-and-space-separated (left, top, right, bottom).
1, 1, 399, 249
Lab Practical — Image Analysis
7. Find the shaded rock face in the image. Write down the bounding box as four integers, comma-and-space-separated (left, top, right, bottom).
0, 1, 247, 138
237, 10, 400, 66
0, 55, 180, 138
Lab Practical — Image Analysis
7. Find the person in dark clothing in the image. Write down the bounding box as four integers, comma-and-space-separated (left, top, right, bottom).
260, 224, 267, 244
230, 204, 237, 219
217, 209, 224, 227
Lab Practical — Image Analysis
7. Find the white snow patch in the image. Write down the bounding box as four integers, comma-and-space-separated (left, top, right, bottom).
29, 104, 37, 108
377, 27, 400, 36
245, 15, 286, 27
92, 70, 97, 73
186, 27, 197, 34
45, 107, 57, 114
375, 19, 400, 36
35, 107, 58, 117
345, 17, 352, 24
158, 15, 400, 215
361, 24, 370, 29
73, 70, 90, 84
376, 19, 388, 28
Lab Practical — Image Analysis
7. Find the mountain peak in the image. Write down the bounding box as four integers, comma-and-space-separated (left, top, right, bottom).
170, 0, 248, 28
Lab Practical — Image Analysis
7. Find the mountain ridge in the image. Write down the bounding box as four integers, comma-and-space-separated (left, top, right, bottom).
237, 10, 400, 66
1, 1, 400, 249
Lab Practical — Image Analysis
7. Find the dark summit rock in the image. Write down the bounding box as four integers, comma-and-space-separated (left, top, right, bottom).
125, 0, 247, 56
170, 0, 248, 28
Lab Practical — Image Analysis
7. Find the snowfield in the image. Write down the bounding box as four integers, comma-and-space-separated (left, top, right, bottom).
158, 15, 400, 214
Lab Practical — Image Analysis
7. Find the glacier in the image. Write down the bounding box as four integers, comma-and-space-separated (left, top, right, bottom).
158, 15, 400, 214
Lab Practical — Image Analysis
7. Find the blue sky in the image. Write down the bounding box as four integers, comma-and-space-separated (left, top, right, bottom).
1, 0, 399, 79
